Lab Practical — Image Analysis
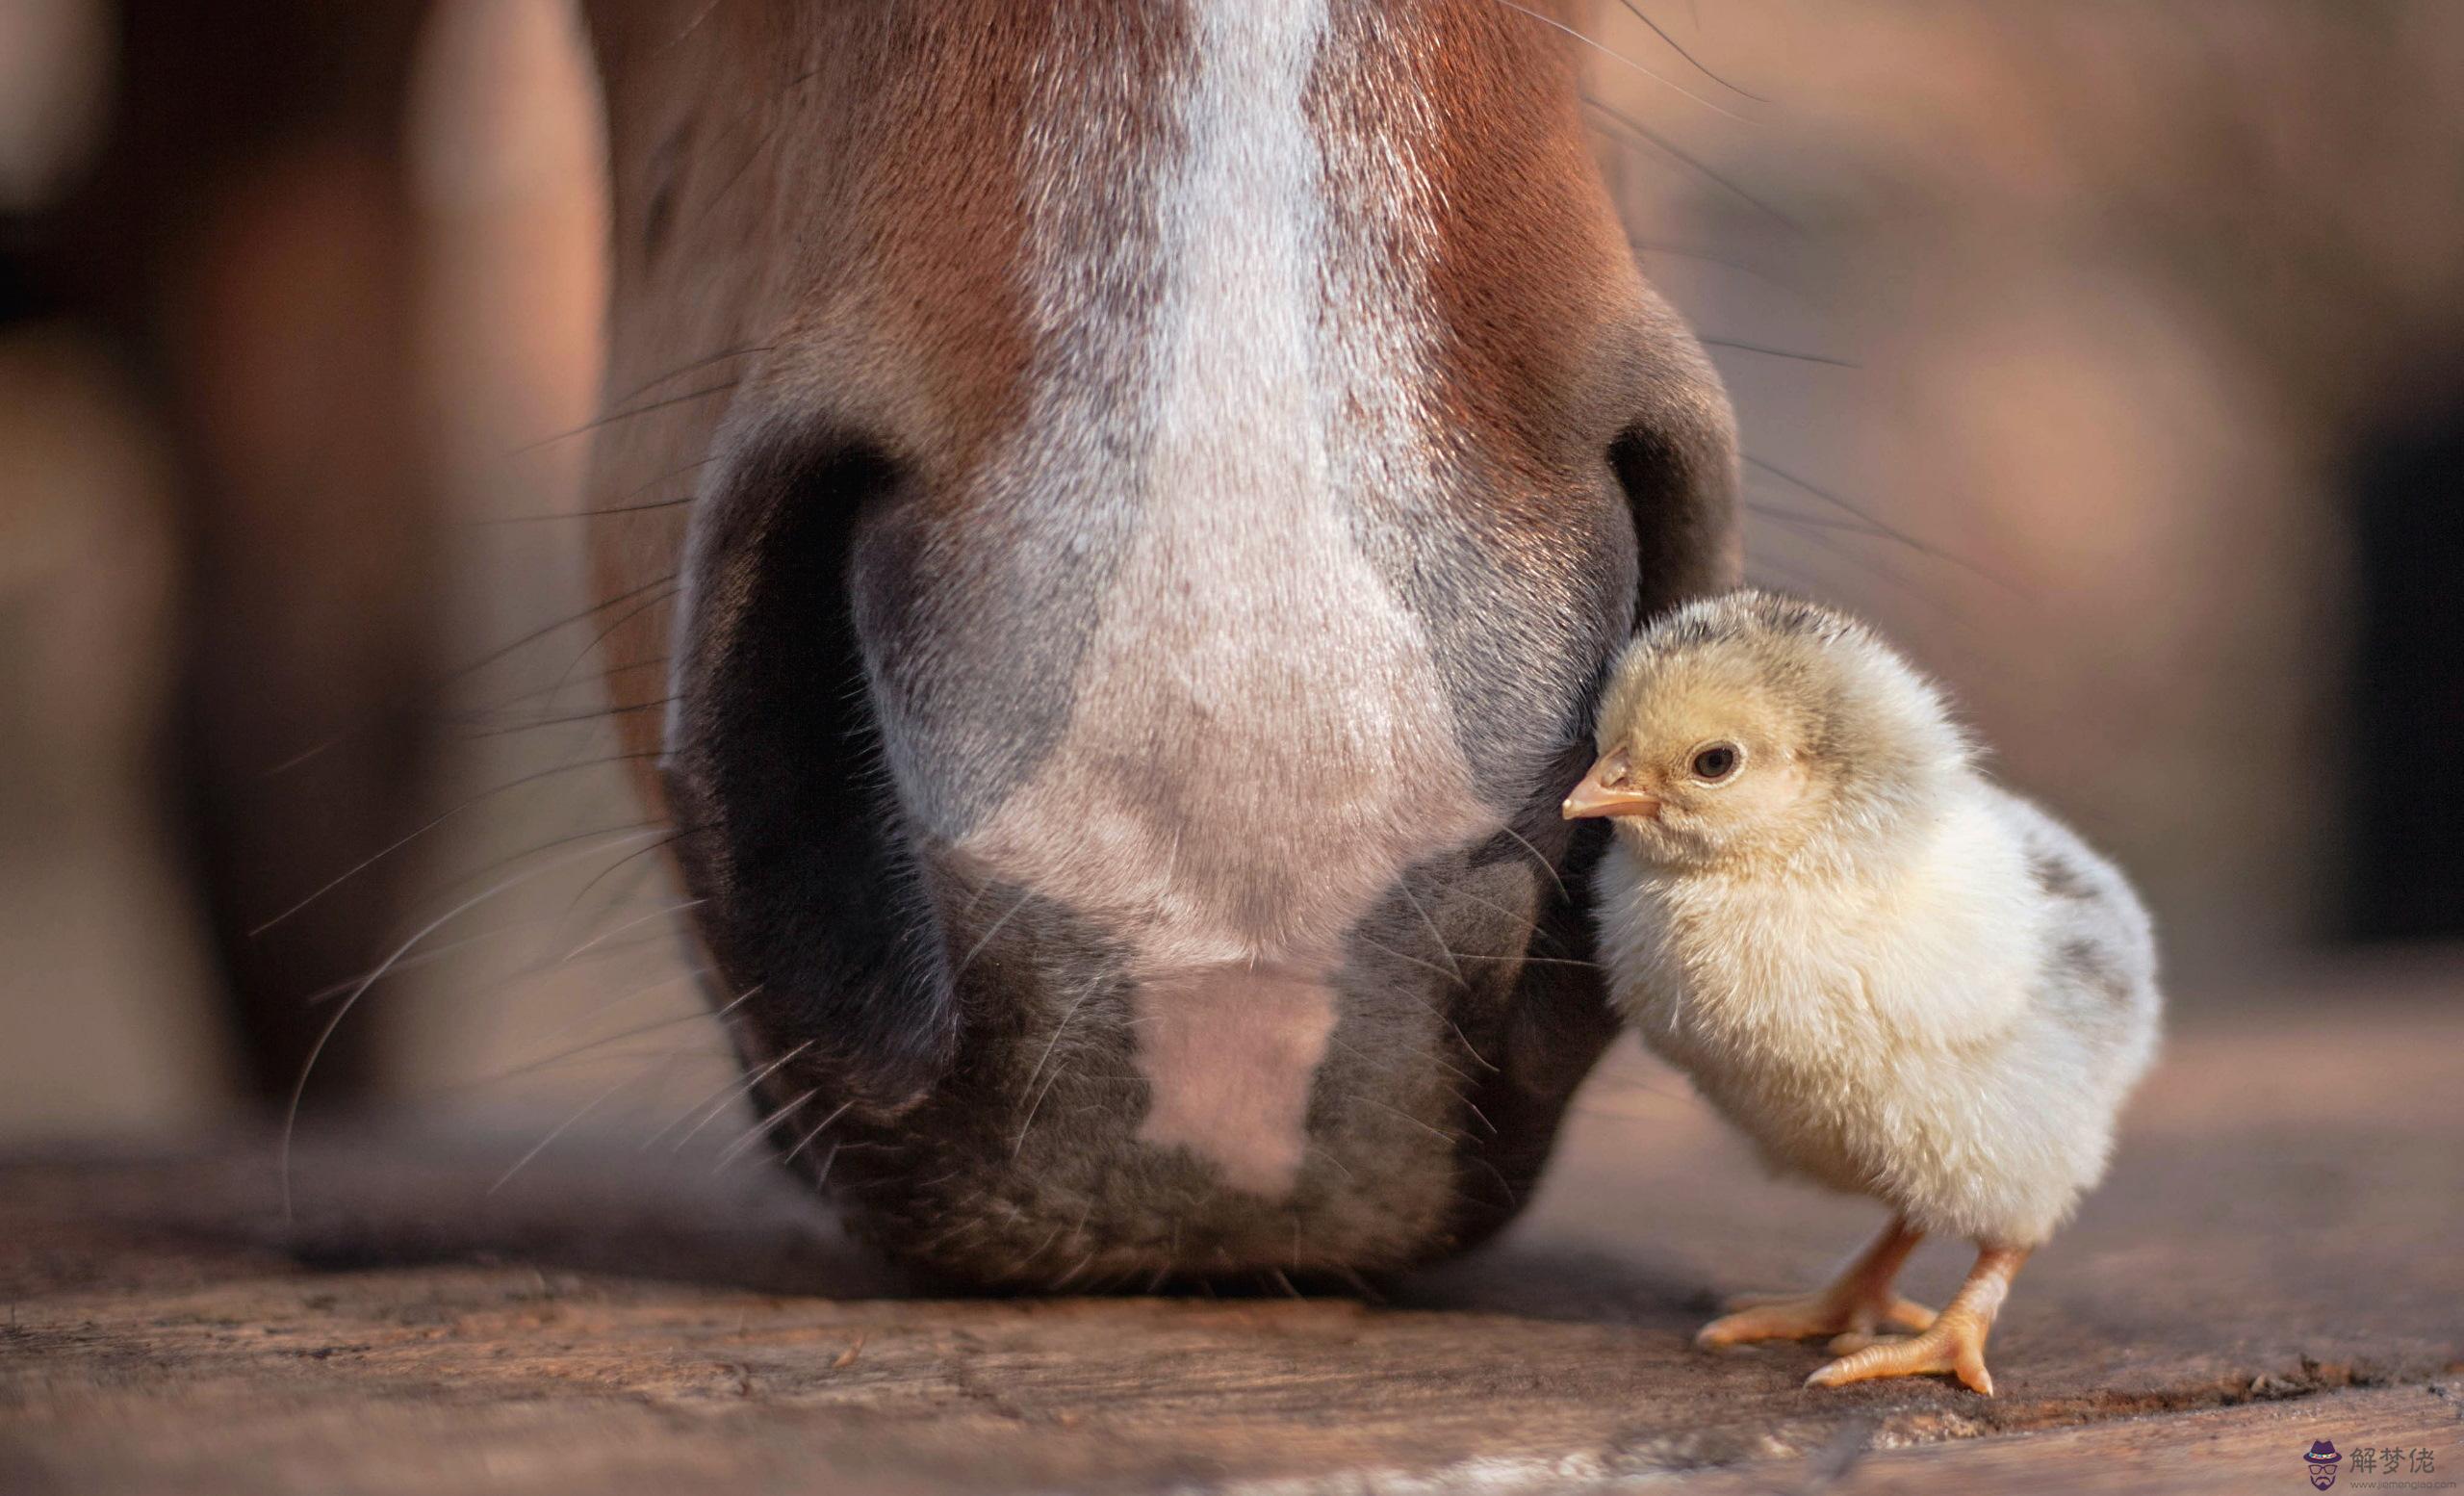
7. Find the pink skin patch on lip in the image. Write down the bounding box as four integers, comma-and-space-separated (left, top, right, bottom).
1131, 962, 1339, 1198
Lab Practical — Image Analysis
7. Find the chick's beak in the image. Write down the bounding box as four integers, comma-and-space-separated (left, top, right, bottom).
1561, 750, 1661, 821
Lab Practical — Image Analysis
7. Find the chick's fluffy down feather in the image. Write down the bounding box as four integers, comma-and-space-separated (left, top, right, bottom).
1591, 609, 2159, 1248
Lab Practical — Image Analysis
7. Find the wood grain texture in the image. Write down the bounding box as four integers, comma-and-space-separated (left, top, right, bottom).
3, 980, 2459, 1493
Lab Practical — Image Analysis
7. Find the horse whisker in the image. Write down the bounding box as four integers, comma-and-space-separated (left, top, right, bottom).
490, 1066, 663, 1195
281, 827, 676, 1220
1607, 0, 1769, 103
1488, 0, 1751, 122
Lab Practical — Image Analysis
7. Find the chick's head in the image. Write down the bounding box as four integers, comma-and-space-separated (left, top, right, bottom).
1564, 591, 1967, 870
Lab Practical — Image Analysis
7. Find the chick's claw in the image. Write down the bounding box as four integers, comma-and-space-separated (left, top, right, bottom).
1806, 1314, 1996, 1397
1696, 1216, 1936, 1351
1805, 1244, 2029, 1397
1824, 1321, 1933, 1356
1693, 1290, 1937, 1350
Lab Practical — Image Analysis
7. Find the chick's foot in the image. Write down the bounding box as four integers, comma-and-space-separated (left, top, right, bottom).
1694, 1216, 1936, 1350
1804, 1243, 2030, 1397
1695, 1289, 1937, 1349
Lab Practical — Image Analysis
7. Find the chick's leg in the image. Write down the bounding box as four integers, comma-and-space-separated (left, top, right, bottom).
1694, 1217, 1938, 1350
1806, 1244, 2030, 1397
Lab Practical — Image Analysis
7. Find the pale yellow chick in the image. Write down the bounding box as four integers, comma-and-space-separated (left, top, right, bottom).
1567, 591, 2160, 1395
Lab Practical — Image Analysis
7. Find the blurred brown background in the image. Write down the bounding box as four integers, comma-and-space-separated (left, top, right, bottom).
3, 0, 2458, 1143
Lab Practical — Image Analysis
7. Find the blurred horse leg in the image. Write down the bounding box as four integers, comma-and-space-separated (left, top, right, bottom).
49, 1, 440, 1108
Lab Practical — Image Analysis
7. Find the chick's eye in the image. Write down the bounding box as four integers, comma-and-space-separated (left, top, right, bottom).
1690, 743, 1740, 781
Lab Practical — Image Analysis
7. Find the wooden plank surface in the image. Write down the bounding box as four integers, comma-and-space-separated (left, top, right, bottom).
4, 975, 2460, 1494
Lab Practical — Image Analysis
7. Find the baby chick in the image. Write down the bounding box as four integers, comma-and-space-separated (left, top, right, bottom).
1565, 591, 2160, 1395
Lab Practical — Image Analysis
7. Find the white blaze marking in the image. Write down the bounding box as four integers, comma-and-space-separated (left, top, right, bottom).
962, 0, 1492, 1197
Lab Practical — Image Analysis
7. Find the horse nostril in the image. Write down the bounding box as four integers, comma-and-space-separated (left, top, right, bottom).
662, 426, 952, 1095
1609, 410, 1741, 611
